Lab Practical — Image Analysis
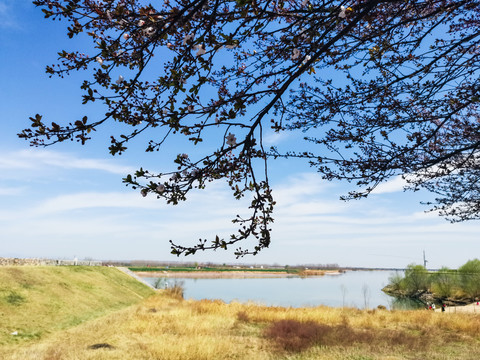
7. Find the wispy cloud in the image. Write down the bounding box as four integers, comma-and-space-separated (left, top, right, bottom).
0, 149, 134, 175
0, 1, 23, 30
35, 192, 163, 214
0, 185, 25, 196
274, 173, 335, 205
0, 163, 478, 267
370, 176, 407, 194
0, 148, 477, 267
4, 179, 245, 221
263, 131, 291, 147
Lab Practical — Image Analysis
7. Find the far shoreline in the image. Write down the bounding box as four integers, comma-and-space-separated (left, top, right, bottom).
133, 269, 343, 279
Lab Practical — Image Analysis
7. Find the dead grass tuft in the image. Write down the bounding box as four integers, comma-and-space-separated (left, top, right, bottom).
265, 319, 328, 352
43, 347, 63, 360
190, 299, 225, 315
265, 318, 427, 353
237, 311, 250, 323
164, 282, 184, 300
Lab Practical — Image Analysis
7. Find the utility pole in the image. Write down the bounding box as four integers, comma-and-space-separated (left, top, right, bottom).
423, 250, 428, 269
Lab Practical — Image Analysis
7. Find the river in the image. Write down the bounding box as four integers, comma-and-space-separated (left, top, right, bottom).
142, 270, 422, 310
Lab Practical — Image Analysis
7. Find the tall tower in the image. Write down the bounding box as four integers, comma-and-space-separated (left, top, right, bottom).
423, 250, 428, 269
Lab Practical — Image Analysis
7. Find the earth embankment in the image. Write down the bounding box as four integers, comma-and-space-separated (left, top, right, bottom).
0, 266, 155, 346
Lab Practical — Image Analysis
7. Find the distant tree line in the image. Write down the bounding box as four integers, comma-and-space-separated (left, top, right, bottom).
104, 260, 339, 270
387, 259, 480, 301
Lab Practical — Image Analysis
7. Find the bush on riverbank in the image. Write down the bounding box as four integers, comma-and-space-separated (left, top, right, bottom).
458, 259, 480, 299
385, 259, 480, 304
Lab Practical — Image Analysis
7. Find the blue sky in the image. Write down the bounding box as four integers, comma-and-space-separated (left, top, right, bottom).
1, 0, 479, 269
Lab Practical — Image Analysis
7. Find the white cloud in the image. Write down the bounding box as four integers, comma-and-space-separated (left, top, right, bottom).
3, 179, 246, 228
0, 183, 247, 260
263, 131, 291, 146
370, 176, 407, 194
274, 173, 335, 205
0, 185, 24, 196
35, 192, 163, 214
276, 201, 344, 217
0, 147, 479, 267
411, 209, 439, 219
0, 0, 25, 30
0, 149, 134, 175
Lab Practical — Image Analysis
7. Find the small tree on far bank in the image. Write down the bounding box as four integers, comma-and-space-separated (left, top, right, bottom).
458, 259, 480, 299
387, 271, 406, 292
404, 264, 429, 295
430, 267, 457, 298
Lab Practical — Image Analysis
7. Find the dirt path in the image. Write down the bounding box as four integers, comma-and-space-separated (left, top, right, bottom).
116, 267, 157, 290
435, 302, 480, 314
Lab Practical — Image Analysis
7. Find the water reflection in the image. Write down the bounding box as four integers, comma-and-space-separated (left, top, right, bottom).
389, 297, 425, 310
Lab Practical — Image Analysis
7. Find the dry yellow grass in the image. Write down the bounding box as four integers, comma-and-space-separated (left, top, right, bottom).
3, 289, 480, 360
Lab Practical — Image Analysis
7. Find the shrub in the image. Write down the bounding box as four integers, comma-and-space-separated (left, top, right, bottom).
164, 280, 184, 300
404, 264, 430, 294
430, 267, 457, 298
388, 272, 406, 291
5, 291, 26, 306
265, 319, 327, 352
265, 319, 425, 353
458, 259, 480, 299
236, 311, 249, 322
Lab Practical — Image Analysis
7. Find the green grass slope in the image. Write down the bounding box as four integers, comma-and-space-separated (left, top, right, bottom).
0, 266, 155, 346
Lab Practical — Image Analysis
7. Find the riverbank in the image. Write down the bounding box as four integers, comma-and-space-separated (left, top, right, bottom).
133, 269, 342, 279
382, 285, 474, 307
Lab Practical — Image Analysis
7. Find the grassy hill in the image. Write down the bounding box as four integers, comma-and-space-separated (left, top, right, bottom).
0, 266, 154, 347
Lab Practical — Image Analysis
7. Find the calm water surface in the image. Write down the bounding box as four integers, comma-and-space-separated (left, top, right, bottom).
144, 270, 420, 309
